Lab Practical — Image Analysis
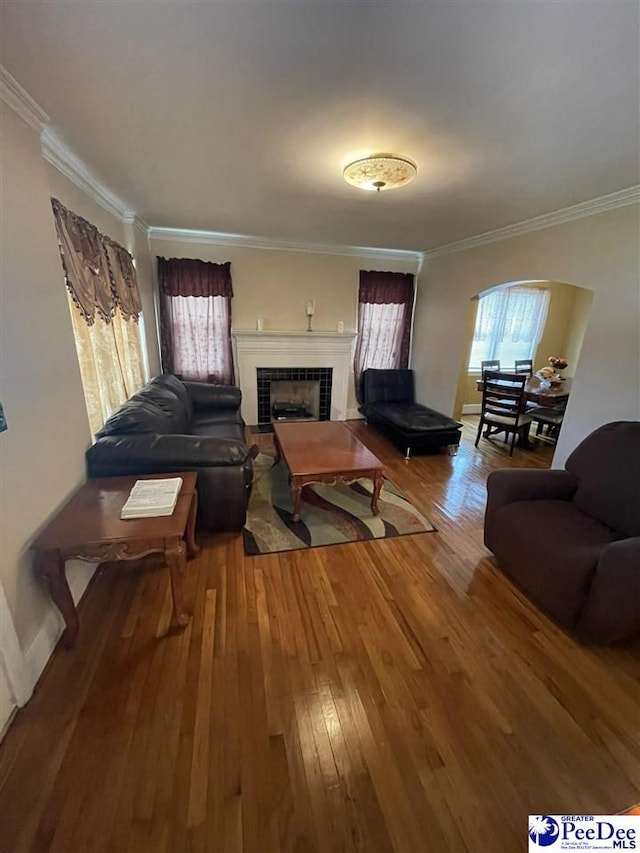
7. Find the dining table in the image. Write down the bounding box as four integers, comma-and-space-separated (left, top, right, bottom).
475, 375, 572, 407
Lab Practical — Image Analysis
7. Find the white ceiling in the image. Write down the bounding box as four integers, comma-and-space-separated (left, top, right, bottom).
1, 0, 638, 252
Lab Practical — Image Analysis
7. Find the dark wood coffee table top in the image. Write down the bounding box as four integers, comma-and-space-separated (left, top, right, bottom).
273, 421, 383, 477
273, 421, 385, 522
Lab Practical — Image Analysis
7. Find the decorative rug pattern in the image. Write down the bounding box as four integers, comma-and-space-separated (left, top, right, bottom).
243, 453, 436, 555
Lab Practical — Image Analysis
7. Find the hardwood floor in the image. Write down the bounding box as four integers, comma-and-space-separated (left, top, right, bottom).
1, 419, 639, 852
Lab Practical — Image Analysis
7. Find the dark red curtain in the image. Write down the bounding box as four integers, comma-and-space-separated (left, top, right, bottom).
358, 269, 414, 308
157, 257, 233, 298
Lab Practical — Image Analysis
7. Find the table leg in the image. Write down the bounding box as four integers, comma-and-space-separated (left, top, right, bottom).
371, 472, 384, 516
38, 550, 79, 649
291, 481, 303, 522
165, 537, 190, 629
185, 491, 200, 558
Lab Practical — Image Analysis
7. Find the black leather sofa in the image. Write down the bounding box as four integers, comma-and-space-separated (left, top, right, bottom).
85, 374, 255, 531
359, 369, 463, 458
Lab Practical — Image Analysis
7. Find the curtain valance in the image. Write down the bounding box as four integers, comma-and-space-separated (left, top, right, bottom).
359, 270, 414, 305
103, 237, 142, 321
157, 257, 233, 298
51, 198, 142, 325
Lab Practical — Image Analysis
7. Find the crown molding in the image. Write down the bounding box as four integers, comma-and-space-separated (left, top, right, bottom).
41, 127, 136, 223
148, 226, 422, 264
423, 185, 640, 260
122, 213, 150, 236
0, 65, 49, 132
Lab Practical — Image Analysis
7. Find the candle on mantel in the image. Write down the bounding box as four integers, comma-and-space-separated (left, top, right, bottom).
305, 300, 315, 316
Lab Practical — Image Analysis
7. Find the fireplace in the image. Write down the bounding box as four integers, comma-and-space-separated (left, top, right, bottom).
271, 380, 319, 421
232, 330, 357, 425
257, 367, 332, 425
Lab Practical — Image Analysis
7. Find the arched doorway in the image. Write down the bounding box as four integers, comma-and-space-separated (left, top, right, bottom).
453, 279, 594, 460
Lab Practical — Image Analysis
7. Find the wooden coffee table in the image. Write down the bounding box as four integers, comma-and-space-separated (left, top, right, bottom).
273, 421, 385, 522
31, 472, 199, 648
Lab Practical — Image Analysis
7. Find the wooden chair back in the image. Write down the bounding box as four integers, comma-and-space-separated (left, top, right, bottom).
481, 371, 527, 418
480, 359, 501, 376
476, 371, 532, 456
514, 359, 533, 376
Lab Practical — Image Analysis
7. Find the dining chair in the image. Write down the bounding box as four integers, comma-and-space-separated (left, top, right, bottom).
530, 404, 566, 443
480, 359, 501, 376
475, 371, 533, 457
514, 359, 533, 376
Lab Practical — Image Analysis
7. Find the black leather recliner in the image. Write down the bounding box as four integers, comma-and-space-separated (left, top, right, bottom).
85, 374, 255, 531
359, 369, 463, 458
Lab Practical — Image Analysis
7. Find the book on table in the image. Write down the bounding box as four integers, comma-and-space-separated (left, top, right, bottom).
120, 477, 183, 519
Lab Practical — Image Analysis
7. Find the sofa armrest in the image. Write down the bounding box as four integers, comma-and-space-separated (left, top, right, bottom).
576, 537, 640, 644
484, 468, 579, 553
86, 433, 251, 477
486, 468, 578, 512
182, 381, 242, 413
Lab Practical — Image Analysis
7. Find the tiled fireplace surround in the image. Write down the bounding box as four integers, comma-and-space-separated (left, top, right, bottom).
257, 368, 332, 424
232, 330, 357, 426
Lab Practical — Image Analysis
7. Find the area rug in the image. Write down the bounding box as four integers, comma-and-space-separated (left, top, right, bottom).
243, 453, 436, 555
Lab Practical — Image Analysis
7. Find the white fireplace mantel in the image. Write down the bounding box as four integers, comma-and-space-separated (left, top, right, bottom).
232, 329, 357, 424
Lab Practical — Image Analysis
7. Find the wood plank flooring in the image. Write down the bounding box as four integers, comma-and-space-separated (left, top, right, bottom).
1, 418, 639, 852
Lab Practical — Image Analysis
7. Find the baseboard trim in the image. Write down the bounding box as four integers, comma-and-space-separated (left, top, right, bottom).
25, 563, 97, 688
462, 404, 481, 414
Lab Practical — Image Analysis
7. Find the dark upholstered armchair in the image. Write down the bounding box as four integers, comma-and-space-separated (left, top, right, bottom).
484, 421, 640, 644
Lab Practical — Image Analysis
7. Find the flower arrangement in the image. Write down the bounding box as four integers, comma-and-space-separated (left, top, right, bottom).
536, 356, 568, 385
537, 366, 557, 382
548, 356, 568, 371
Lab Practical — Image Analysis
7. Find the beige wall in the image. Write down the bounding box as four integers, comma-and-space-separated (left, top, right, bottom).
150, 238, 419, 414
412, 204, 640, 465
0, 105, 93, 658
537, 283, 574, 374
563, 287, 593, 375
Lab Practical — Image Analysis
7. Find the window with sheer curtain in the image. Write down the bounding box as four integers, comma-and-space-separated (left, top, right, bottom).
157, 257, 235, 384
353, 270, 415, 403
51, 199, 146, 436
468, 286, 550, 370
164, 295, 232, 382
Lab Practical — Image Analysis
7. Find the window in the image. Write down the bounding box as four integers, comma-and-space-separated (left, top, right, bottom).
157, 258, 234, 384
468, 286, 550, 371
51, 199, 146, 435
164, 294, 232, 383
353, 270, 415, 403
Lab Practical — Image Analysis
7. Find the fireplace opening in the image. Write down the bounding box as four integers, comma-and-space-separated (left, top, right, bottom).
271, 379, 320, 422
256, 367, 333, 428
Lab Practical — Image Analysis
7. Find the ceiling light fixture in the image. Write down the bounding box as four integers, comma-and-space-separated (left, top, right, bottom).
343, 153, 417, 192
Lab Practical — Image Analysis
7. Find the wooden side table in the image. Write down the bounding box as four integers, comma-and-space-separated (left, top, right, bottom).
31, 472, 199, 648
